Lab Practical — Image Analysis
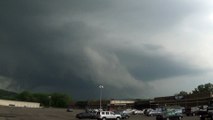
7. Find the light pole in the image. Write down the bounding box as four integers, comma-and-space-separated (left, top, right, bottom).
48, 96, 51, 107
99, 85, 104, 110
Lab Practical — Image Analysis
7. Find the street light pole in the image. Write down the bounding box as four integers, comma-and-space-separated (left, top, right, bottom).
48, 96, 51, 107
99, 85, 104, 110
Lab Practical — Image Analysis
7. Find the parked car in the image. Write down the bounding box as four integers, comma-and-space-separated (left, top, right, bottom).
66, 105, 73, 112
67, 107, 73, 112
76, 112, 97, 119
199, 105, 213, 120
173, 108, 183, 114
97, 111, 122, 120
156, 109, 183, 120
144, 108, 154, 116
163, 107, 183, 115
114, 111, 130, 119
147, 109, 162, 116
180, 107, 185, 114
133, 109, 144, 115
86, 108, 100, 113
185, 106, 200, 116
123, 109, 135, 114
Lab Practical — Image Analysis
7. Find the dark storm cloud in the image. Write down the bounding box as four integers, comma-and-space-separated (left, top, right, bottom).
0, 1, 103, 99
0, 0, 211, 99
116, 48, 206, 81
89, 0, 200, 34
0, 0, 144, 99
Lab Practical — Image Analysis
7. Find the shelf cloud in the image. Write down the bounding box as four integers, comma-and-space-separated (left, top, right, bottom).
0, 0, 213, 99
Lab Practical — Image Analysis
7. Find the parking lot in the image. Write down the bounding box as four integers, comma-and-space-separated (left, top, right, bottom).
74, 114, 200, 120
124, 115, 200, 120
0, 107, 201, 120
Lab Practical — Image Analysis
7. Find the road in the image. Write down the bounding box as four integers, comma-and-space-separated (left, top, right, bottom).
0, 107, 201, 120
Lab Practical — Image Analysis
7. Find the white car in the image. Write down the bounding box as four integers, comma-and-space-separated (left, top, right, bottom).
133, 109, 144, 115
97, 111, 122, 120
147, 109, 162, 116
123, 109, 135, 114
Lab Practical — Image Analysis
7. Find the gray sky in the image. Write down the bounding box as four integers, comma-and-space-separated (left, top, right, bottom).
0, 0, 213, 100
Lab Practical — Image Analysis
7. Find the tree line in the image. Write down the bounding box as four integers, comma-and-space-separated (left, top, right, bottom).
7, 91, 72, 108
1, 83, 212, 108
175, 83, 213, 96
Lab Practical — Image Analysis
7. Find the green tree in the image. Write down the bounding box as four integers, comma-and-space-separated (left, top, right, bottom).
192, 83, 213, 94
50, 93, 72, 108
33, 93, 50, 106
16, 91, 34, 101
16, 91, 72, 108
175, 91, 188, 96
75, 101, 88, 109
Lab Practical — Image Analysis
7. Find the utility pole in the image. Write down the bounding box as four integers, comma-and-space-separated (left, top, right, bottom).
99, 85, 104, 110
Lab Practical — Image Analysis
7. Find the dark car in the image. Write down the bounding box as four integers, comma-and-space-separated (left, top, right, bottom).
156, 109, 183, 120
185, 107, 199, 116
114, 111, 130, 119
199, 106, 213, 120
76, 112, 97, 119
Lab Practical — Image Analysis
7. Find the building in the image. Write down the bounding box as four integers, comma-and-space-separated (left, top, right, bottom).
153, 92, 213, 107
109, 99, 135, 110
87, 99, 135, 110
134, 99, 155, 109
0, 99, 40, 108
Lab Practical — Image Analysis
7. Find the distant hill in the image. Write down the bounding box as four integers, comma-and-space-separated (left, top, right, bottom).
0, 89, 18, 100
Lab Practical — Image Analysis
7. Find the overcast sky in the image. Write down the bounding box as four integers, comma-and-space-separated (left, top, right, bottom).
0, 0, 213, 100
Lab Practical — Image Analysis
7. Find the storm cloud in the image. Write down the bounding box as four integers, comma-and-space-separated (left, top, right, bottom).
0, 0, 213, 100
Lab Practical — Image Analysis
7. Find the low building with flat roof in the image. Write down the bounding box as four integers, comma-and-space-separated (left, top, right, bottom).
87, 99, 136, 110
0, 99, 40, 108
109, 99, 135, 110
153, 92, 213, 107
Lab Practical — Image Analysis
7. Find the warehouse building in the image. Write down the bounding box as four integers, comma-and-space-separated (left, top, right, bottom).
0, 99, 40, 108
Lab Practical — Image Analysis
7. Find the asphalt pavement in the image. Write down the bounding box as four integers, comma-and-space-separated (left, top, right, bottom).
0, 107, 201, 120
